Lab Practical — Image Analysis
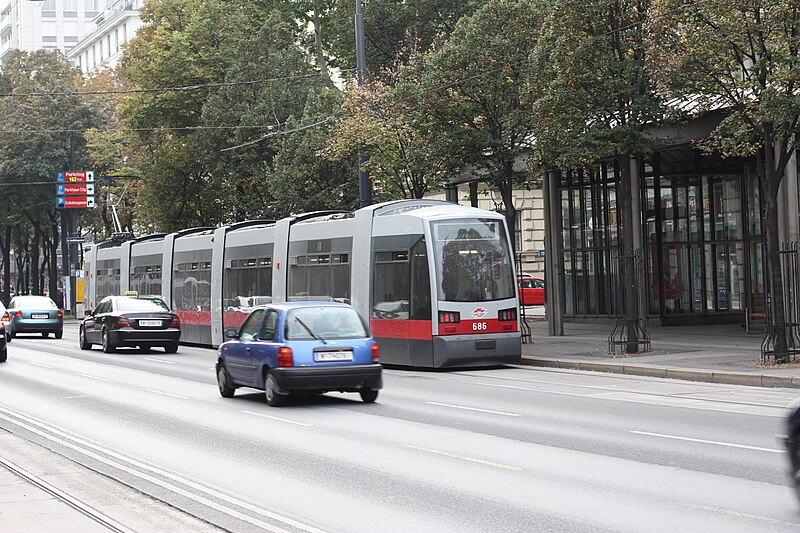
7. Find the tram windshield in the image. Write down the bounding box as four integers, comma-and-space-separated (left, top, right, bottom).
432, 219, 515, 302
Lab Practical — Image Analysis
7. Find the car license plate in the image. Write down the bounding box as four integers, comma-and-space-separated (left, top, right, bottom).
139, 320, 162, 327
314, 350, 353, 362
31, 313, 49, 319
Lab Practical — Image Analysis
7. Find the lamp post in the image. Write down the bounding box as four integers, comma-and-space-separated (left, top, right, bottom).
355, 0, 372, 207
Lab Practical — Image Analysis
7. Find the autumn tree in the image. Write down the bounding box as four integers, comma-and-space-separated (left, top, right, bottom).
649, 0, 800, 358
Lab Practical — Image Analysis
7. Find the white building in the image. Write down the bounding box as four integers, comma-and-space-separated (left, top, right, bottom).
67, 0, 141, 74
0, 0, 107, 62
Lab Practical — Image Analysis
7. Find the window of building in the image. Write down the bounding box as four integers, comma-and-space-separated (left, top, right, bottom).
85, 0, 97, 11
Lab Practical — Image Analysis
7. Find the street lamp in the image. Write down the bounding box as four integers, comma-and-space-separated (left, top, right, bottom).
355, 0, 372, 208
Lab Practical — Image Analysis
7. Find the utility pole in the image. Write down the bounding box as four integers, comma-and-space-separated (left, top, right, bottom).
355, 0, 372, 208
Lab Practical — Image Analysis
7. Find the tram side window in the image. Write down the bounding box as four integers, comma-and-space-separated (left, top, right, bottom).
173, 261, 211, 312
223, 257, 272, 312
96, 259, 120, 300
288, 253, 351, 303
372, 251, 409, 320
130, 264, 162, 297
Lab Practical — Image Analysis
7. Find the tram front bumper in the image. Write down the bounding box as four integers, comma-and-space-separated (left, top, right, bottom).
432, 332, 521, 368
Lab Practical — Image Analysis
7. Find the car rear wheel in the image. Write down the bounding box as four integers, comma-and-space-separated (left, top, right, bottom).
359, 389, 379, 403
55, 330, 63, 340
79, 326, 91, 350
791, 437, 800, 504
217, 366, 235, 398
164, 341, 179, 354
102, 328, 116, 353
0, 346, 6, 363
265, 372, 287, 407
5, 332, 10, 343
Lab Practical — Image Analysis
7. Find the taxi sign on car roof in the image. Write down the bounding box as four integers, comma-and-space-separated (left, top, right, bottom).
123, 290, 139, 297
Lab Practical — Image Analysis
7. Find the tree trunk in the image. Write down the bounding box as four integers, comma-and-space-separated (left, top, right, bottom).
0, 225, 9, 304
311, 0, 336, 89
617, 154, 640, 354
49, 217, 59, 303
30, 225, 41, 295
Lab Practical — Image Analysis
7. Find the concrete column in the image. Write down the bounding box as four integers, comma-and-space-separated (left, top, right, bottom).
630, 155, 646, 321
778, 148, 799, 243
543, 169, 564, 336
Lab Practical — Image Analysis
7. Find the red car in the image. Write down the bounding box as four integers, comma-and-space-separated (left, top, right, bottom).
518, 276, 545, 305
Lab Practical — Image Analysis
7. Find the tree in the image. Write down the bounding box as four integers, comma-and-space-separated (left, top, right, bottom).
0, 50, 103, 302
405, 0, 546, 252
648, 0, 800, 358
531, 0, 667, 352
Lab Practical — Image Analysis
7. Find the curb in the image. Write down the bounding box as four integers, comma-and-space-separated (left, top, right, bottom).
520, 357, 799, 389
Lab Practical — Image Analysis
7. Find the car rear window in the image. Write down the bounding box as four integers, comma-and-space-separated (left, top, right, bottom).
15, 296, 57, 308
117, 298, 171, 313
285, 307, 368, 340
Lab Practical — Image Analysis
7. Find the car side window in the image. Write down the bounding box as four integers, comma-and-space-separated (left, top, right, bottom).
258, 311, 278, 340
534, 279, 544, 289
239, 310, 265, 341
7, 299, 14, 309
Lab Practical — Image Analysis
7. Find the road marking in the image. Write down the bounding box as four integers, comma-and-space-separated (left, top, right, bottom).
402, 444, 523, 471
630, 431, 784, 453
143, 357, 175, 364
77, 373, 109, 382
0, 406, 325, 533
426, 401, 520, 417
28, 361, 54, 369
691, 504, 800, 528
242, 410, 314, 427
142, 388, 189, 400
63, 395, 88, 399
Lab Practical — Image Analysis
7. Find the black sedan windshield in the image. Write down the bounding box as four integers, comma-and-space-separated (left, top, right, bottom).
117, 298, 170, 313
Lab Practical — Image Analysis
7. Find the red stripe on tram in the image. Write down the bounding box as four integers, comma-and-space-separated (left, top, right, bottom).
222, 311, 249, 329
370, 319, 433, 340
174, 310, 211, 326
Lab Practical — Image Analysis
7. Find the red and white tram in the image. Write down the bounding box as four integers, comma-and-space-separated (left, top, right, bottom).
84, 200, 521, 368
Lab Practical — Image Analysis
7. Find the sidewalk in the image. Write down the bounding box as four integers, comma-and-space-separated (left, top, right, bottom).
521, 316, 800, 388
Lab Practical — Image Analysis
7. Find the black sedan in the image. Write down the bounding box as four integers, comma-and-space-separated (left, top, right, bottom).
80, 295, 181, 353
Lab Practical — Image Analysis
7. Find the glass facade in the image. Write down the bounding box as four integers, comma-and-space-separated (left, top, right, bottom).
559, 146, 762, 323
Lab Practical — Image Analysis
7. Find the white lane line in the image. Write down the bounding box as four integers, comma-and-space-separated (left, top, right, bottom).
77, 373, 109, 382
691, 504, 800, 528
630, 431, 784, 453
426, 401, 520, 417
143, 357, 175, 365
28, 361, 54, 369
403, 444, 523, 471
142, 388, 189, 400
0, 406, 322, 533
242, 410, 314, 427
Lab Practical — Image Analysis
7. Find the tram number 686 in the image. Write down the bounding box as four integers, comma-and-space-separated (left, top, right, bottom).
472, 322, 488, 331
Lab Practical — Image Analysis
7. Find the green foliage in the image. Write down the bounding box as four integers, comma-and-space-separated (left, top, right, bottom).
648, 0, 800, 165
531, 0, 667, 170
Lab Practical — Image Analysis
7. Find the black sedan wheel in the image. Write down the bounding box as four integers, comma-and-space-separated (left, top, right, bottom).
164, 341, 179, 354
265, 372, 287, 407
102, 329, 116, 354
79, 326, 91, 350
217, 366, 235, 398
0, 346, 6, 363
359, 389, 379, 403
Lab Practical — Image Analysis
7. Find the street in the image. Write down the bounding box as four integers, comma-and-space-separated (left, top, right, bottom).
0, 322, 798, 532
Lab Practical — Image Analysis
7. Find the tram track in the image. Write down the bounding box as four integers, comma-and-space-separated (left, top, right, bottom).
0, 454, 135, 533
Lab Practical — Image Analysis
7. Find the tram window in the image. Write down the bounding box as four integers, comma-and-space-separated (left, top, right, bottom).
373, 250, 410, 320
433, 219, 515, 302
223, 257, 272, 312
130, 258, 162, 297
173, 252, 212, 312
96, 258, 120, 300
288, 253, 351, 303
410, 239, 431, 320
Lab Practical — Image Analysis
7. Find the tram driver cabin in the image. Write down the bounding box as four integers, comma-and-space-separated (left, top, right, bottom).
84, 200, 522, 368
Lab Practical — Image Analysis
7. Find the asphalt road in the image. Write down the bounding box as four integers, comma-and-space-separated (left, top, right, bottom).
1, 322, 799, 532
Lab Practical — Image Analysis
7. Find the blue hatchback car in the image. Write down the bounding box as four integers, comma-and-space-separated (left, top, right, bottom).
216, 302, 382, 406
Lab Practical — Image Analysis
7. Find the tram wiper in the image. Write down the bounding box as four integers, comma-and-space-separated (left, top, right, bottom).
294, 317, 327, 344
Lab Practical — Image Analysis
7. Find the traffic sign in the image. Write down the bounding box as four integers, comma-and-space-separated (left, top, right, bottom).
57, 196, 95, 209
56, 183, 95, 196
57, 171, 94, 183
66, 236, 86, 244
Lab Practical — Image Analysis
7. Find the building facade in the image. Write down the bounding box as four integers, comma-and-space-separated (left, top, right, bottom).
66, 0, 141, 74
0, 0, 107, 62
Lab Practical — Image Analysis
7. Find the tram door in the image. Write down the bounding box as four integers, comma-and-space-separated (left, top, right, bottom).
371, 237, 433, 366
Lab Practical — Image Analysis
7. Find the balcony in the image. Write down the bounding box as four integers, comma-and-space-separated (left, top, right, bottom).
93, 0, 142, 27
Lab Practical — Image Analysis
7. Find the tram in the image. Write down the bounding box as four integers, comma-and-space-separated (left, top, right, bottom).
84, 200, 522, 368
